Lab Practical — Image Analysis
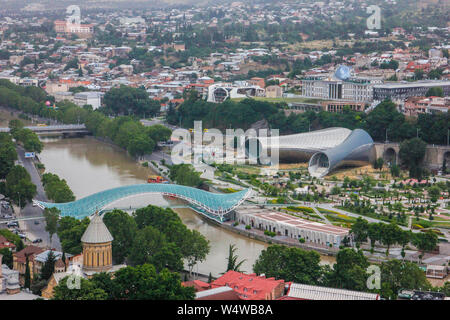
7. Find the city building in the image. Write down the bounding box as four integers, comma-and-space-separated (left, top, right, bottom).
301, 65, 382, 102
54, 20, 94, 38
207, 83, 265, 103
41, 212, 125, 298
373, 80, 450, 101
0, 254, 20, 295
402, 96, 449, 116
73, 92, 103, 109
235, 207, 349, 247
246, 127, 375, 177
265, 85, 283, 98
12, 245, 45, 283
195, 286, 241, 300
426, 264, 448, 279
210, 270, 285, 300
81, 212, 114, 274
0, 235, 16, 251
319, 100, 366, 113
285, 283, 380, 300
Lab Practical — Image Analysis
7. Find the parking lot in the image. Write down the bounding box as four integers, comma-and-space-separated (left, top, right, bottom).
0, 199, 44, 245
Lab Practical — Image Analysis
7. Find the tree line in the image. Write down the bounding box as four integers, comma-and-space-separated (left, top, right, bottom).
350, 217, 438, 260
0, 80, 171, 159
0, 132, 36, 208
42, 173, 75, 203
252, 244, 443, 300
168, 97, 449, 145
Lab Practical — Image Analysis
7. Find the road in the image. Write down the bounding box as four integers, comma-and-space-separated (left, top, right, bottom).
16, 146, 61, 250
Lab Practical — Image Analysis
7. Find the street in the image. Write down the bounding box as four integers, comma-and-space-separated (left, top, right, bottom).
15, 146, 61, 250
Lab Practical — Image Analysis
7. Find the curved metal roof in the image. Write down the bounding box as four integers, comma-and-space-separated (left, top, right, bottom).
258, 127, 352, 151
34, 184, 251, 220
308, 129, 374, 177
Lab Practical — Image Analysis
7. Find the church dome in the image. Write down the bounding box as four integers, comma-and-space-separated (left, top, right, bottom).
335, 65, 351, 80
81, 213, 114, 244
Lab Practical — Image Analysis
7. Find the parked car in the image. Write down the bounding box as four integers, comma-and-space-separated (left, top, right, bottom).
34, 220, 40, 225
7, 222, 18, 228
18, 233, 26, 239
32, 238, 42, 244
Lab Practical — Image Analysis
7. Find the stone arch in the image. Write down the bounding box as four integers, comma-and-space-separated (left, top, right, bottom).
383, 147, 397, 166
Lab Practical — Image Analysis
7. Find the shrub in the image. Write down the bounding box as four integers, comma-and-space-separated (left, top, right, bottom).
299, 238, 305, 243
245, 225, 251, 230
264, 230, 276, 237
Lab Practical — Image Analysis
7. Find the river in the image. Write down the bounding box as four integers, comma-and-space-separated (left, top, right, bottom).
38, 136, 335, 277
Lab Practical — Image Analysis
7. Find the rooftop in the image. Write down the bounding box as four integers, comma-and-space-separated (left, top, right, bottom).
287, 283, 380, 300
81, 213, 114, 244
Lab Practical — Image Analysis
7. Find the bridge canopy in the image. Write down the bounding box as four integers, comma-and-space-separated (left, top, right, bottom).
34, 184, 251, 220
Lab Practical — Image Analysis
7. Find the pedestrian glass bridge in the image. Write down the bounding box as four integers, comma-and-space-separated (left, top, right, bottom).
34, 184, 251, 220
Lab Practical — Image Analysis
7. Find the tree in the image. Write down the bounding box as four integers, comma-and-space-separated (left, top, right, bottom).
57, 216, 90, 254
8, 119, 24, 136
184, 229, 210, 279
326, 248, 369, 291
0, 248, 13, 268
102, 210, 137, 264
412, 231, 438, 261
379, 260, 431, 299
224, 244, 246, 273
146, 124, 172, 143
24, 254, 31, 289
425, 87, 443, 97
40, 250, 57, 281
103, 85, 160, 117
52, 276, 108, 300
414, 69, 425, 80
253, 245, 323, 285
5, 165, 36, 208
380, 223, 402, 256
0, 133, 17, 179
364, 100, 406, 142
350, 217, 369, 248
390, 164, 400, 177
373, 158, 384, 171
128, 226, 183, 272
112, 264, 195, 300
43, 207, 60, 246
169, 164, 202, 187
399, 138, 426, 179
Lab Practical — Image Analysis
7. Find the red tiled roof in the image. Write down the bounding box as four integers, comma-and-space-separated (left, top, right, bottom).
211, 271, 285, 300
0, 235, 16, 250
182, 280, 211, 292
14, 245, 45, 263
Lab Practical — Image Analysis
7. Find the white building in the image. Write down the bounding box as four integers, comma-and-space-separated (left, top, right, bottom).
301, 66, 382, 103
207, 83, 265, 103
73, 92, 103, 109
235, 207, 349, 247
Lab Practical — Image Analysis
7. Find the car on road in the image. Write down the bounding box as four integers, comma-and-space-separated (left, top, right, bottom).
32, 238, 42, 244
34, 220, 40, 225
7, 222, 18, 228
3, 214, 13, 219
